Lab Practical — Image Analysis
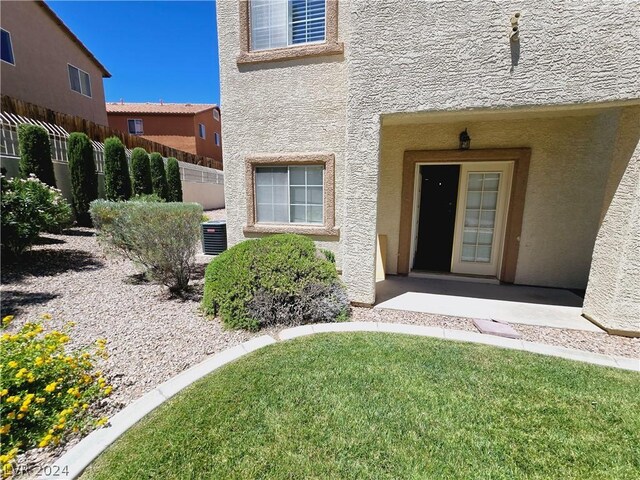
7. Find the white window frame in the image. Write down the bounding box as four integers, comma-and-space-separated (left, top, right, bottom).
213, 109, 220, 121
214, 132, 220, 146
1, 28, 15, 66
127, 119, 144, 135
249, 0, 327, 52
68, 64, 92, 97
255, 165, 324, 225
198, 123, 206, 139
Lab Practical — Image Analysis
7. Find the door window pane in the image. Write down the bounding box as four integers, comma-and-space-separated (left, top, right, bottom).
461, 172, 501, 263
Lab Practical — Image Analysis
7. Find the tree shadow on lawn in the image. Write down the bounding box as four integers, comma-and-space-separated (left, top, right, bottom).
1, 290, 60, 317
1, 249, 105, 283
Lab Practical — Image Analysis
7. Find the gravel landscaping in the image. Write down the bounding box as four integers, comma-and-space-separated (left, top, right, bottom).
2, 206, 638, 475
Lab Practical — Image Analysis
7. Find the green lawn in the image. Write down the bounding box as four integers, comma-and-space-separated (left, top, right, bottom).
83, 333, 640, 480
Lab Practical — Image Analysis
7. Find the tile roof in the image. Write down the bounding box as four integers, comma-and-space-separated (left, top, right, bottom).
106, 103, 218, 115
141, 135, 198, 155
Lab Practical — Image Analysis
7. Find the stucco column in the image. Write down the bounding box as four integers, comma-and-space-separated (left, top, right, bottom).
583, 108, 640, 336
341, 116, 380, 305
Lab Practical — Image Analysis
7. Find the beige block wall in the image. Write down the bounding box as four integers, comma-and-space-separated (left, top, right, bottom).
0, 1, 109, 125
583, 107, 640, 335
216, 0, 348, 264
377, 109, 629, 289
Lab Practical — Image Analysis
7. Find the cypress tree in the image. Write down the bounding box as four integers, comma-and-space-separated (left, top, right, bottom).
67, 132, 98, 226
166, 157, 183, 202
149, 152, 169, 200
103, 136, 131, 201
130, 147, 152, 195
17, 124, 56, 187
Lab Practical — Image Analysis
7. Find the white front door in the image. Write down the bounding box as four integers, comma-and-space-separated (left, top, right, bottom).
451, 162, 513, 277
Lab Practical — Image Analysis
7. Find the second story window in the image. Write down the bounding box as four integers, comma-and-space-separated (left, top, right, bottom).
1, 29, 15, 65
68, 64, 92, 97
198, 123, 206, 138
250, 0, 326, 51
214, 132, 220, 146
128, 119, 144, 135
213, 109, 220, 121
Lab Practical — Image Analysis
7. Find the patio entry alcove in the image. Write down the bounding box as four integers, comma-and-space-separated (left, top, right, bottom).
397, 148, 531, 283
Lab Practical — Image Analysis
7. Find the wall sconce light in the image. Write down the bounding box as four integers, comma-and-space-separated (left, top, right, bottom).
459, 128, 471, 150
510, 12, 521, 42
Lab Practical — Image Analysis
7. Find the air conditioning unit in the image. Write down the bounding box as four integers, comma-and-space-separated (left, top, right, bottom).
201, 220, 227, 255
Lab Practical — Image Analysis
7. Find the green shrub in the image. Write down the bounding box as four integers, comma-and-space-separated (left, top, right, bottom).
130, 148, 152, 196
17, 124, 56, 187
1, 175, 72, 254
0, 314, 111, 475
166, 157, 182, 202
90, 201, 203, 292
130, 193, 164, 203
67, 132, 98, 227
103, 137, 131, 201
149, 153, 168, 200
202, 234, 349, 331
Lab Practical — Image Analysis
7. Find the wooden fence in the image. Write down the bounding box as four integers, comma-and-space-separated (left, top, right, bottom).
0, 95, 223, 170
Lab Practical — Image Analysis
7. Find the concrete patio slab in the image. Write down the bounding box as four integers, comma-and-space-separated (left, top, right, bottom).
376, 291, 599, 331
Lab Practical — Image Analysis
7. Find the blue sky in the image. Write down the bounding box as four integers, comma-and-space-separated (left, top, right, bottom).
47, 1, 220, 104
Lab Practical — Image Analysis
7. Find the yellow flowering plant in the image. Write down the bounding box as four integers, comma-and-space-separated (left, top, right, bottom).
0, 315, 112, 476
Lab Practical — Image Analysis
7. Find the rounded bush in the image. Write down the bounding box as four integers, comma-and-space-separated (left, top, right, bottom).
0, 175, 72, 254
149, 153, 168, 200
166, 157, 182, 202
17, 124, 56, 187
203, 234, 349, 331
67, 132, 98, 226
103, 136, 131, 201
130, 148, 152, 196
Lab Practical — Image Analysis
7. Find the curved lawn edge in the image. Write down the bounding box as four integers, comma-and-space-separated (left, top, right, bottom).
40, 322, 639, 480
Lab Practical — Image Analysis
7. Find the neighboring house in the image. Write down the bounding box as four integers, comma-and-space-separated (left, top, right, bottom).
217, 1, 640, 335
0, 0, 110, 125
106, 103, 222, 163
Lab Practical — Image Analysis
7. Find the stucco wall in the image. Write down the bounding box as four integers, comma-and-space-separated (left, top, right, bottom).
377, 110, 630, 289
583, 107, 640, 335
342, 0, 640, 303
216, 0, 348, 263
0, 1, 109, 125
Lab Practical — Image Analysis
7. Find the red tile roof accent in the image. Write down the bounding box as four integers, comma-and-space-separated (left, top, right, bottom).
106, 103, 219, 115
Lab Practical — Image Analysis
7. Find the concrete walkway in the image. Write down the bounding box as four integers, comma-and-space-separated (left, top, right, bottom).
375, 276, 601, 332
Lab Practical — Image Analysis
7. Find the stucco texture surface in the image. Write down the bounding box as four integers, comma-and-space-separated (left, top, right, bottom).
216, 0, 348, 265
0, 1, 109, 124
342, 0, 640, 303
583, 107, 640, 334
217, 0, 640, 310
377, 111, 631, 289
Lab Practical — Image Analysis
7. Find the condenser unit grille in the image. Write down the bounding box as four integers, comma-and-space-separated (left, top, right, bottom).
201, 221, 227, 255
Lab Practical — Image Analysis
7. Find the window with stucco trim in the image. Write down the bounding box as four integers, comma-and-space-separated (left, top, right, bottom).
245, 153, 338, 236
213, 109, 220, 121
237, 0, 342, 65
68, 64, 92, 97
214, 132, 220, 146
198, 123, 206, 138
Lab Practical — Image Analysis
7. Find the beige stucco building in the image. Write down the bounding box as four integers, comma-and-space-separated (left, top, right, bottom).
1, 1, 110, 125
217, 1, 640, 335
